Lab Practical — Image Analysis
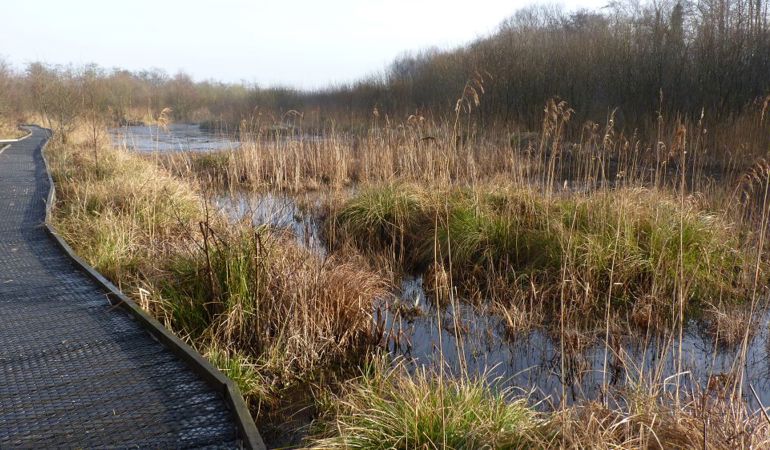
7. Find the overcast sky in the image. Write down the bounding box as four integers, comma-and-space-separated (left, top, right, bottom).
1, 0, 606, 89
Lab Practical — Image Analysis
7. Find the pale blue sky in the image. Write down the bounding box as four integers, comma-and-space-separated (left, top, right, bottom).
1, 0, 605, 88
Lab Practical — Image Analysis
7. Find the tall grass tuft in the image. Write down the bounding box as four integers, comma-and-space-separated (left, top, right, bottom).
307, 358, 549, 449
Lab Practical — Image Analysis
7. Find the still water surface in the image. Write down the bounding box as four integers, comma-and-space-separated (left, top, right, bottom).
109, 123, 239, 153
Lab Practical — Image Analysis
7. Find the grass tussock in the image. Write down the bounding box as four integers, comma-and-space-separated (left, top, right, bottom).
164, 225, 389, 382
332, 183, 762, 329
305, 358, 770, 450
307, 359, 549, 449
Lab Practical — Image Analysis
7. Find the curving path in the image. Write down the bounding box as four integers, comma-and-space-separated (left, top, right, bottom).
0, 126, 263, 448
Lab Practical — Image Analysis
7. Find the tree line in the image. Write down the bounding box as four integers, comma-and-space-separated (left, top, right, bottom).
1, 0, 768, 137
308, 0, 770, 129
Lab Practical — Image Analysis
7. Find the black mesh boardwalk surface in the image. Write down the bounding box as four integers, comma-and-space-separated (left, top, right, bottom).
0, 127, 261, 448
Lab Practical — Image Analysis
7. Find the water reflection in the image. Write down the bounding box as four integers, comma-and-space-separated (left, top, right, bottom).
383, 276, 770, 407
109, 123, 239, 153
214, 192, 325, 257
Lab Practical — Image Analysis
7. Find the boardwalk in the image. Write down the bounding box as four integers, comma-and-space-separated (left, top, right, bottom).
0, 127, 262, 448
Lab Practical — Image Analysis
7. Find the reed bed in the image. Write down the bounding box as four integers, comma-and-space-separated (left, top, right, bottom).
46, 98, 770, 447
157, 99, 770, 200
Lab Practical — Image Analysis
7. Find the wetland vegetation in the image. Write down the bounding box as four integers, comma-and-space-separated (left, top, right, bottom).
3, 0, 770, 447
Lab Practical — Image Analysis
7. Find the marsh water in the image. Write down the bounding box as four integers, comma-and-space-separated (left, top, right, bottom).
388, 277, 770, 405
216, 191, 770, 408
214, 192, 326, 257
123, 125, 770, 408
109, 123, 239, 152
